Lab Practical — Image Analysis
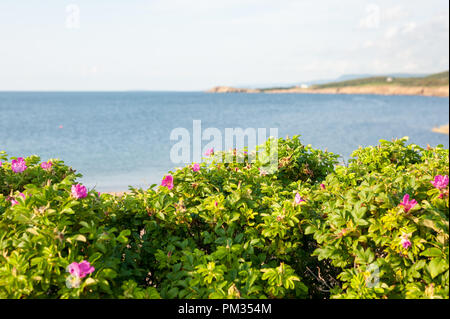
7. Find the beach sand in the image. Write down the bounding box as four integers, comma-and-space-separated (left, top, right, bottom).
432, 124, 449, 135
207, 85, 449, 97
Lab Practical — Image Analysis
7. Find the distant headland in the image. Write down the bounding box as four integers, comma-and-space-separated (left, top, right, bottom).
432, 124, 450, 135
207, 71, 449, 97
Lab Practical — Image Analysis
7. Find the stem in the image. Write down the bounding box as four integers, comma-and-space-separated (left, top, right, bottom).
305, 266, 333, 290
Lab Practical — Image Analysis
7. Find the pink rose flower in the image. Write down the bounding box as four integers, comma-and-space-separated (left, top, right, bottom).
67, 260, 95, 278
400, 233, 412, 250
161, 175, 174, 190
320, 183, 326, 190
294, 193, 305, 205
401, 238, 411, 249
399, 194, 417, 213
11, 157, 27, 173
205, 148, 214, 156
431, 175, 449, 190
192, 163, 200, 172
40, 161, 53, 171
9, 193, 26, 206
71, 184, 87, 199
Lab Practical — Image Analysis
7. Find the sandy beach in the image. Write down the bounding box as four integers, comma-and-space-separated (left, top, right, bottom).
207, 85, 450, 97
432, 124, 450, 135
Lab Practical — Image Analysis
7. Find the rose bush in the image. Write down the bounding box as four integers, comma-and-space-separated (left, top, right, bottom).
305, 138, 449, 298
0, 136, 448, 299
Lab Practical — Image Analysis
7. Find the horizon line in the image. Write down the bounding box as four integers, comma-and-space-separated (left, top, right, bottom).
0, 90, 207, 93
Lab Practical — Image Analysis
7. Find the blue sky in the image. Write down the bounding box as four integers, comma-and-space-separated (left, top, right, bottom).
0, 0, 448, 91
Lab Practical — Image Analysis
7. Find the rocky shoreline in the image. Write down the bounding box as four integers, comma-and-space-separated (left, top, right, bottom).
206, 86, 261, 93
207, 85, 449, 97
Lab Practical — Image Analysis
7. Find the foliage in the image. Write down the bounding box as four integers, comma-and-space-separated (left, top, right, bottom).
306, 138, 449, 298
0, 136, 448, 299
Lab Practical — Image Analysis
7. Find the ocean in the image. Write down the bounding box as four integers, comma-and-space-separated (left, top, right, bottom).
0, 92, 448, 191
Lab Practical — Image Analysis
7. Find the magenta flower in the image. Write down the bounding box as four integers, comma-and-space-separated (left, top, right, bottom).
400, 235, 412, 249
205, 148, 214, 156
9, 193, 26, 206
431, 175, 449, 190
161, 175, 174, 190
294, 193, 305, 205
67, 260, 95, 278
71, 184, 87, 199
399, 194, 417, 213
40, 161, 53, 171
401, 238, 411, 249
320, 183, 326, 190
78, 261, 95, 277
192, 163, 200, 172
11, 157, 27, 173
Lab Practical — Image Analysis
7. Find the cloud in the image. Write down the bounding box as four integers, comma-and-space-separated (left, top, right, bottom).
359, 4, 381, 29
384, 26, 398, 39
356, 11, 449, 74
80, 65, 100, 77
383, 5, 408, 21
401, 22, 417, 34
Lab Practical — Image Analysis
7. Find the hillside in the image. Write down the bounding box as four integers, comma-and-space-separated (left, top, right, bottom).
207, 71, 449, 97
316, 71, 449, 89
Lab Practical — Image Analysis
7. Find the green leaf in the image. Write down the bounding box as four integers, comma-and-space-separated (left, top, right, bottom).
420, 248, 442, 257
167, 287, 179, 298
428, 258, 448, 278
101, 268, 118, 279
73, 234, 87, 242
304, 225, 315, 235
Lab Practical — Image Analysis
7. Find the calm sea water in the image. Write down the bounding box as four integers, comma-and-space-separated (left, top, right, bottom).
0, 92, 448, 191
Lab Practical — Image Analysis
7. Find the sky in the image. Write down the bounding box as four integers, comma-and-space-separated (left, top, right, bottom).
0, 0, 448, 91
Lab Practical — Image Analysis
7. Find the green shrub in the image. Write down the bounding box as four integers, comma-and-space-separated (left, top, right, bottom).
0, 153, 79, 197
306, 138, 449, 298
0, 137, 448, 299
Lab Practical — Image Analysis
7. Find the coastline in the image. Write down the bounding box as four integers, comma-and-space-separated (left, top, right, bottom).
207, 85, 449, 97
432, 124, 450, 135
